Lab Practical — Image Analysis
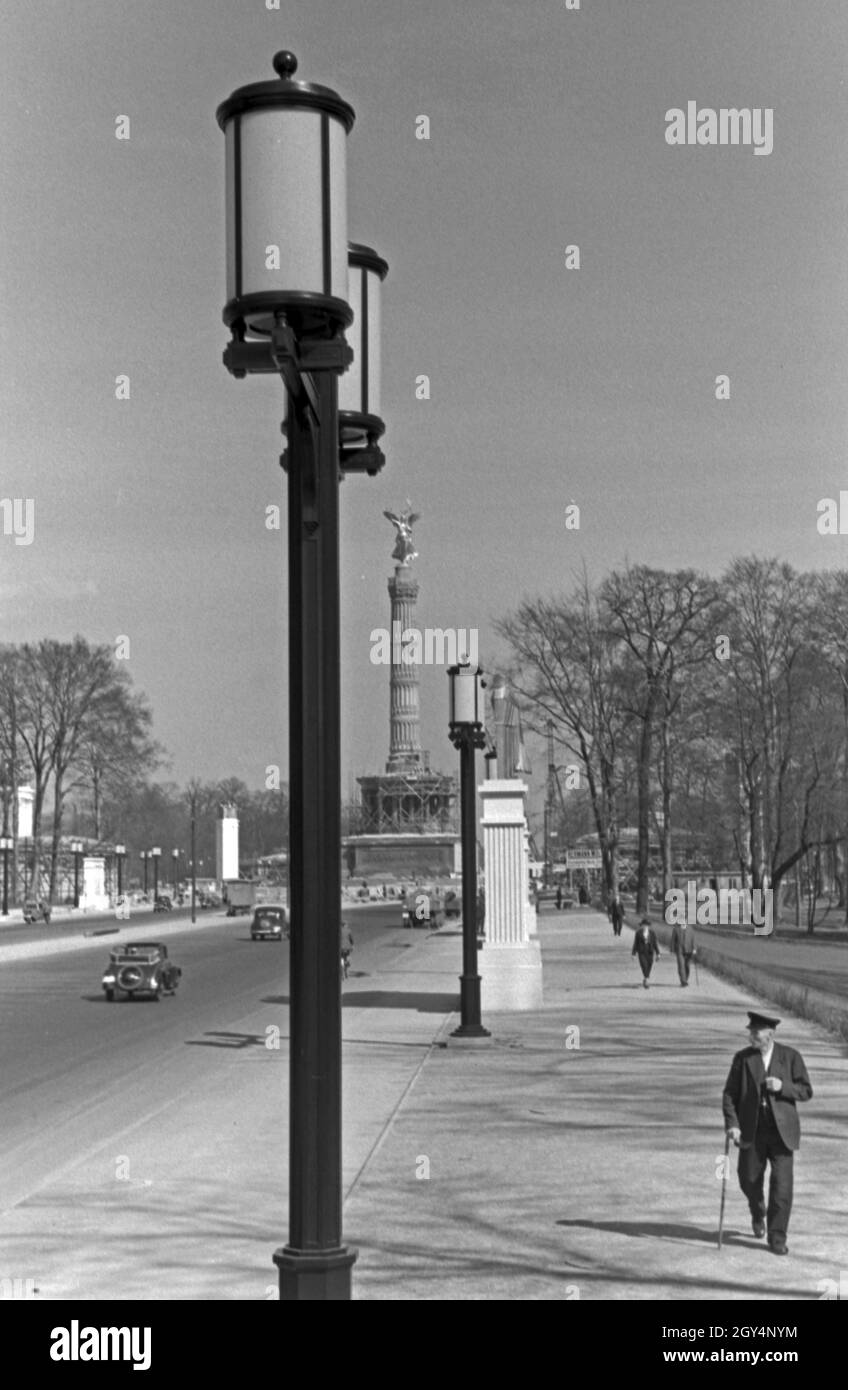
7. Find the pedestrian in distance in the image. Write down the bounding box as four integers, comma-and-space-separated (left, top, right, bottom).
556, 884, 563, 911
578, 883, 589, 905
722, 1011, 813, 1256
670, 919, 697, 985
609, 894, 624, 937
631, 916, 660, 987
340, 919, 354, 980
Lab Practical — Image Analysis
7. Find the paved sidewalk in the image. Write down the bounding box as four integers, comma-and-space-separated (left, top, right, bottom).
4, 907, 844, 1300
344, 910, 847, 1301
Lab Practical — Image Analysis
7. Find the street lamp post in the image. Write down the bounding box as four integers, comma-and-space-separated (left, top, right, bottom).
140, 851, 149, 897
71, 841, 83, 909
115, 844, 126, 899
447, 662, 491, 1039
150, 847, 161, 900
217, 51, 387, 1301
172, 848, 179, 897
0, 836, 11, 916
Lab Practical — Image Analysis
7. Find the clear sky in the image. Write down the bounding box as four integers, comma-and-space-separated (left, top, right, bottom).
2, 0, 847, 814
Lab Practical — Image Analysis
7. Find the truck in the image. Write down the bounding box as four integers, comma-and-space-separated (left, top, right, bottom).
223, 880, 259, 917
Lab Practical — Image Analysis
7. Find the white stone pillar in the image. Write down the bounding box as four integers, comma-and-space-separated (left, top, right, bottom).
17, 786, 34, 839
81, 856, 109, 911
479, 779, 542, 1009
216, 804, 240, 883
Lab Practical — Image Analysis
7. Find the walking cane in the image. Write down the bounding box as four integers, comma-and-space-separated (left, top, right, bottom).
693, 952, 700, 986
717, 1131, 731, 1251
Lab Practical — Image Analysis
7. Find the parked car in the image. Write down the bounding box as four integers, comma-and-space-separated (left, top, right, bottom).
23, 897, 51, 924
101, 941, 182, 1001
197, 889, 221, 909
250, 904, 288, 941
153, 894, 173, 913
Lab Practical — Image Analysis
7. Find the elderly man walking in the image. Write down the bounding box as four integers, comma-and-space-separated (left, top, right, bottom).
631, 916, 660, 987
722, 1011, 813, 1256
670, 919, 697, 986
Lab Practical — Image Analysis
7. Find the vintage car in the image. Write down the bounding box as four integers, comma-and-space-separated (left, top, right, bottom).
152, 894, 173, 913
23, 898, 51, 924
402, 886, 447, 929
102, 941, 182, 1001
250, 904, 288, 941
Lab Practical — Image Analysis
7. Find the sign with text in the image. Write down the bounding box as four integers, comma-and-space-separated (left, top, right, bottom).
565, 848, 603, 869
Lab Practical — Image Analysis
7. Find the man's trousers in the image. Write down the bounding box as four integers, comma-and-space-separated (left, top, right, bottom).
675, 951, 692, 984
737, 1106, 794, 1242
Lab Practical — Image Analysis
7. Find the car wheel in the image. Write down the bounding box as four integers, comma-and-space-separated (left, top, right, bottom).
104, 988, 114, 1002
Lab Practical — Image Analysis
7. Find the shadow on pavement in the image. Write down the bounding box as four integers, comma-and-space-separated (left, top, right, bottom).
342, 990, 458, 1013
555, 1217, 754, 1248
185, 1031, 267, 1049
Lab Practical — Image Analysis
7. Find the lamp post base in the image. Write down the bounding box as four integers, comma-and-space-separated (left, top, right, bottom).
273, 1245, 358, 1301
451, 974, 491, 1039
449, 1027, 493, 1044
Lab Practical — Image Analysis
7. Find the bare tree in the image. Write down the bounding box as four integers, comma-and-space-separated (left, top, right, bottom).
497, 573, 631, 902
600, 566, 719, 913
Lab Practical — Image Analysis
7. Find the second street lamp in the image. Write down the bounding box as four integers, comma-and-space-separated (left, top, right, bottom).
447, 662, 491, 1039
172, 848, 179, 897
150, 847, 161, 900
217, 50, 388, 1301
140, 851, 149, 897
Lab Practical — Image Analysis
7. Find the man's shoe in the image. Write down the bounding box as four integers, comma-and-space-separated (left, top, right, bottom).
752, 1219, 766, 1239
769, 1238, 788, 1256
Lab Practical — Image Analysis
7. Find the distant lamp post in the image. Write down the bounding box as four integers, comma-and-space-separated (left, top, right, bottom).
71, 840, 84, 909
217, 50, 388, 1302
150, 847, 161, 900
115, 844, 126, 899
172, 848, 180, 896
140, 850, 149, 896
0, 836, 12, 916
447, 661, 490, 1039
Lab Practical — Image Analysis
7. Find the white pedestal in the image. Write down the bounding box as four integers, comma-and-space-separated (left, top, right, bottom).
80, 856, 110, 912
479, 779, 543, 1010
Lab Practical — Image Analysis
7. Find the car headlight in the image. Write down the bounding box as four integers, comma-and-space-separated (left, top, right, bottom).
103, 975, 115, 984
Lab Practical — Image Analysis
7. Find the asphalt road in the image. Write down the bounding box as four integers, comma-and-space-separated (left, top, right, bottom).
0, 903, 406, 1222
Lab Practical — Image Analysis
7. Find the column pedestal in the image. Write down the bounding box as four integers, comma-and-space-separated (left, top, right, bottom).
479, 780, 543, 1011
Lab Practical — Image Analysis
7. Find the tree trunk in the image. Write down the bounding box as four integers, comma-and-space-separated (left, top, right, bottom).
635, 705, 654, 915
92, 766, 101, 840
48, 774, 64, 904
660, 716, 672, 902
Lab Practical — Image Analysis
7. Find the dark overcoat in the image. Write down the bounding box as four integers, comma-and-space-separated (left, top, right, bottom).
631, 928, 660, 963
722, 1042, 812, 1151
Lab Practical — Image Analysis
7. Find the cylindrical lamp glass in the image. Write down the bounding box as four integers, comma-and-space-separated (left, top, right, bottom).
217, 51, 355, 338
339, 242, 388, 447
449, 664, 483, 728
